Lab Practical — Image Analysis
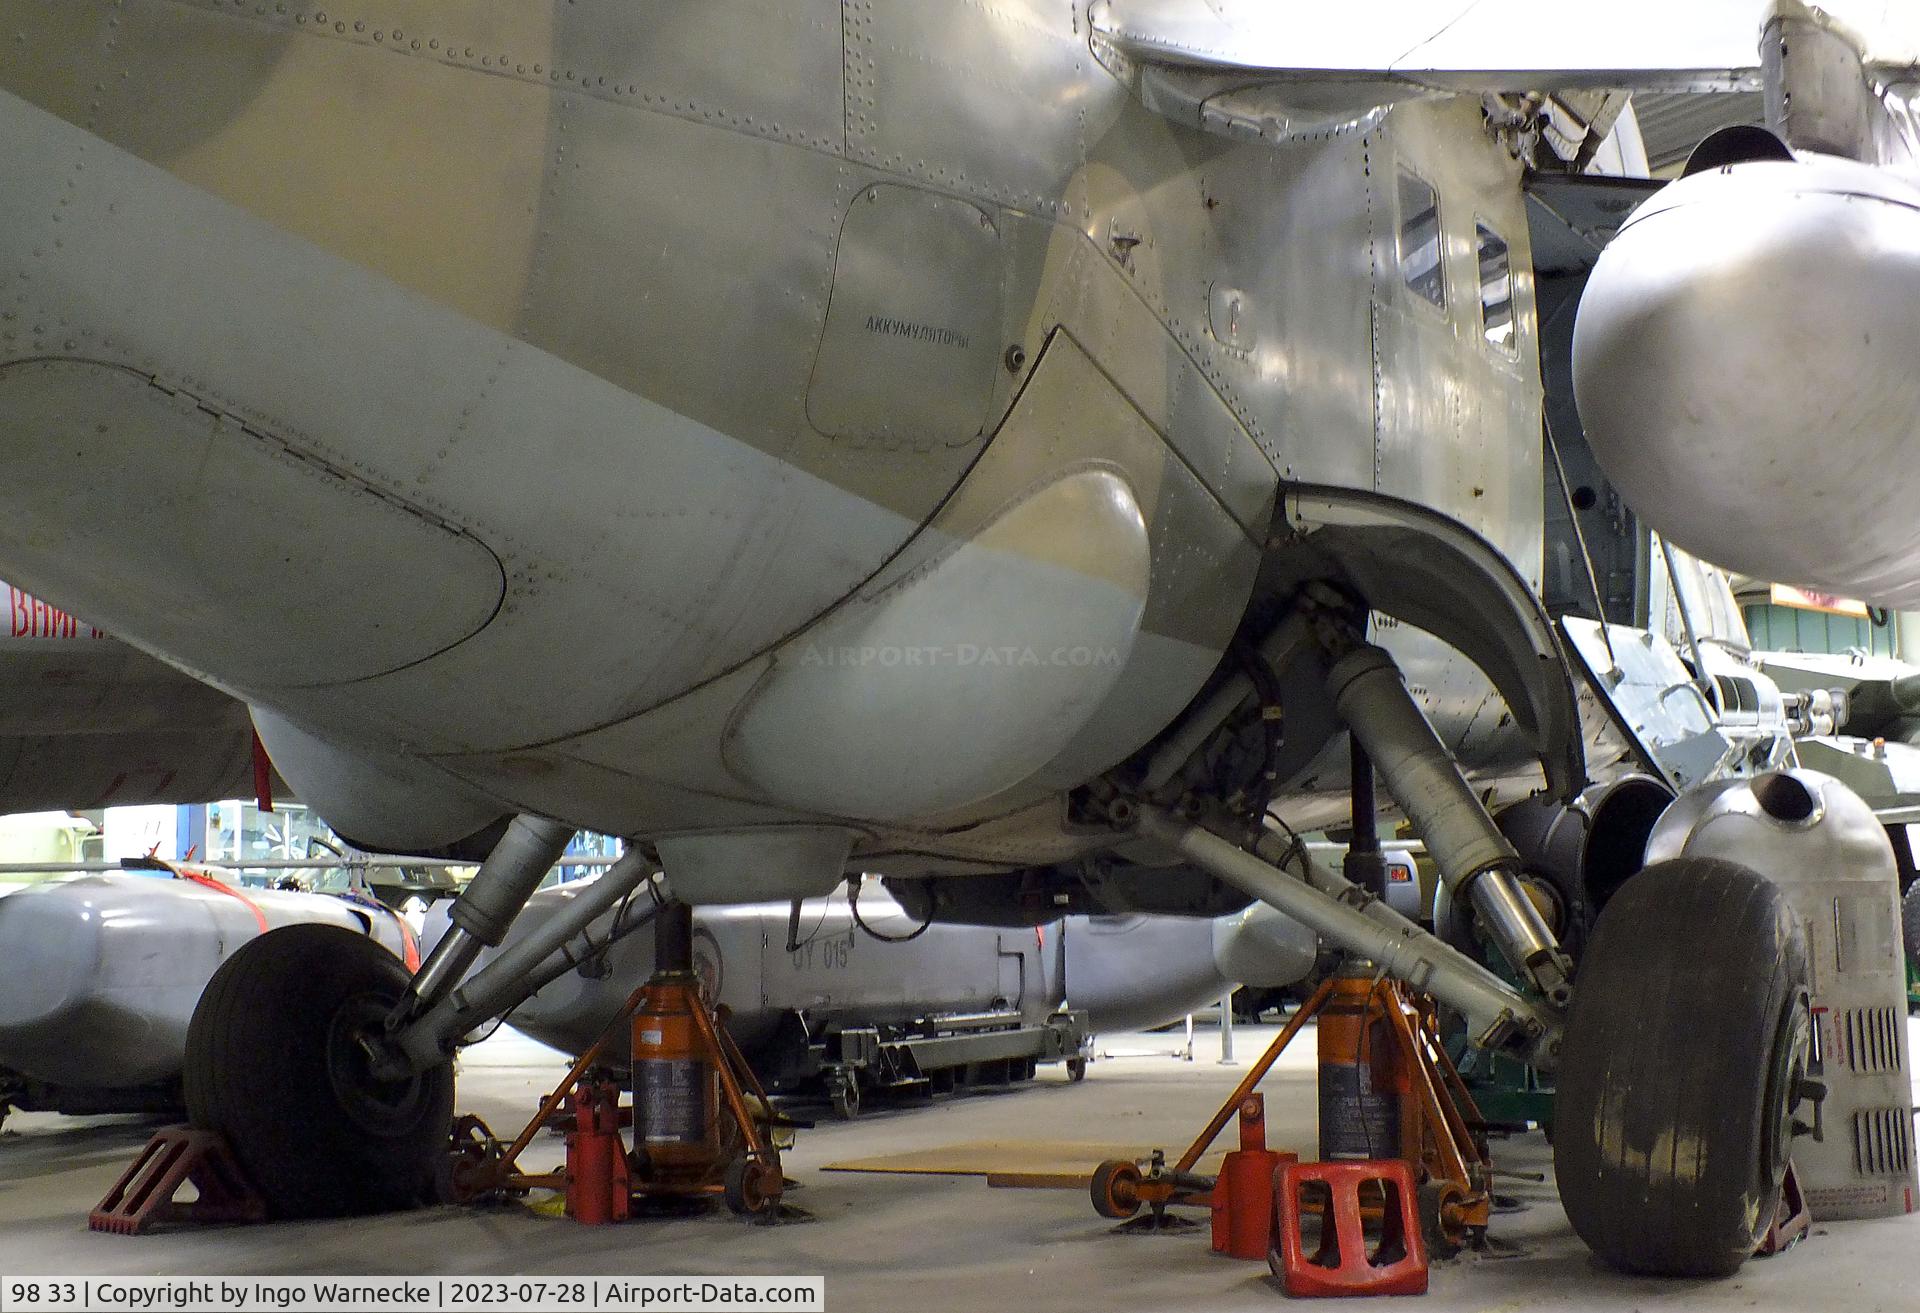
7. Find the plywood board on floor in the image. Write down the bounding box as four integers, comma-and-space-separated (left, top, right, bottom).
820, 1139, 1230, 1180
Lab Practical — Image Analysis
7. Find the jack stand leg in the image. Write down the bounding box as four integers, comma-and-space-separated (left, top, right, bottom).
517, 987, 649, 1166
1174, 979, 1333, 1173
1090, 982, 1335, 1222
1379, 985, 1494, 1255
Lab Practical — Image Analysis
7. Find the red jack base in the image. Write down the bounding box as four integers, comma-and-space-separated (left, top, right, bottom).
1271, 1159, 1430, 1297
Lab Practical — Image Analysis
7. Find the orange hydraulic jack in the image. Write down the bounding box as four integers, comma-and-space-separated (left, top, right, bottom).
1089, 967, 1493, 1256
1314, 966, 1494, 1256
442, 901, 789, 1221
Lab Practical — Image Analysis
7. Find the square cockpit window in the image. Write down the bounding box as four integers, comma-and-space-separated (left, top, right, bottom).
1397, 171, 1445, 309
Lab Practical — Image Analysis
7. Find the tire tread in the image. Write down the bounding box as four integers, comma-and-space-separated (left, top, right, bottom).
1553, 857, 1807, 1277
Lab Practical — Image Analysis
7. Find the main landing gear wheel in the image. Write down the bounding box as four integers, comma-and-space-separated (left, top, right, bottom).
184, 923, 454, 1219
1553, 858, 1811, 1278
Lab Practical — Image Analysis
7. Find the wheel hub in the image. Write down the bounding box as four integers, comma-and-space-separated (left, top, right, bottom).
1760, 994, 1813, 1184
327, 992, 434, 1135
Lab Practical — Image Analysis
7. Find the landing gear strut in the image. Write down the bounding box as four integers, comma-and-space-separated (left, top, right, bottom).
1128, 630, 1810, 1278
1325, 644, 1573, 1008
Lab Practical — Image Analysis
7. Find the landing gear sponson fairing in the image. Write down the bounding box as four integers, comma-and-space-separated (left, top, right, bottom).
0, 0, 1913, 1276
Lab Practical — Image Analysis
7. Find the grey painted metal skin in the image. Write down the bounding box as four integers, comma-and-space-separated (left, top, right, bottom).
1645, 768, 1919, 1220
0, 580, 272, 812
421, 880, 1315, 1062
2, 2, 1910, 1266
0, 2, 1605, 899
0, 869, 411, 1093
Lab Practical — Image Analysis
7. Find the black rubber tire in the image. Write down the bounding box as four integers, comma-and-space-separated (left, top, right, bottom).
1065, 1056, 1088, 1082
829, 1078, 860, 1121
1553, 857, 1810, 1278
184, 923, 454, 1219
1901, 882, 1920, 970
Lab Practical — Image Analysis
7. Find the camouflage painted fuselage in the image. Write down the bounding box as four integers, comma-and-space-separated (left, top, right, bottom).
0, 2, 1546, 883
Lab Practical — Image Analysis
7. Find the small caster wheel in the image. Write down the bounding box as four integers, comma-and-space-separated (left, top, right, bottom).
829, 1078, 861, 1121
1065, 1056, 1088, 1082
1417, 1180, 1470, 1259
1090, 1158, 1142, 1219
724, 1156, 782, 1220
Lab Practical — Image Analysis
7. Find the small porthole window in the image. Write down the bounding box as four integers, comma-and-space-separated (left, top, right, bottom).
1475, 221, 1515, 353
1397, 171, 1445, 309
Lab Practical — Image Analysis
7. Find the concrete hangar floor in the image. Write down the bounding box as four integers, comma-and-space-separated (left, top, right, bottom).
2, 1022, 1916, 1313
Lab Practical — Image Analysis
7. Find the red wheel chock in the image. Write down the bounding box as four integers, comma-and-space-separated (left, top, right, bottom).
89, 1128, 267, 1235
1271, 1159, 1429, 1297
1755, 1162, 1811, 1257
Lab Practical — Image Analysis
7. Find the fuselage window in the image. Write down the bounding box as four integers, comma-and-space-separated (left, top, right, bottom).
1476, 221, 1515, 352
1397, 171, 1445, 309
